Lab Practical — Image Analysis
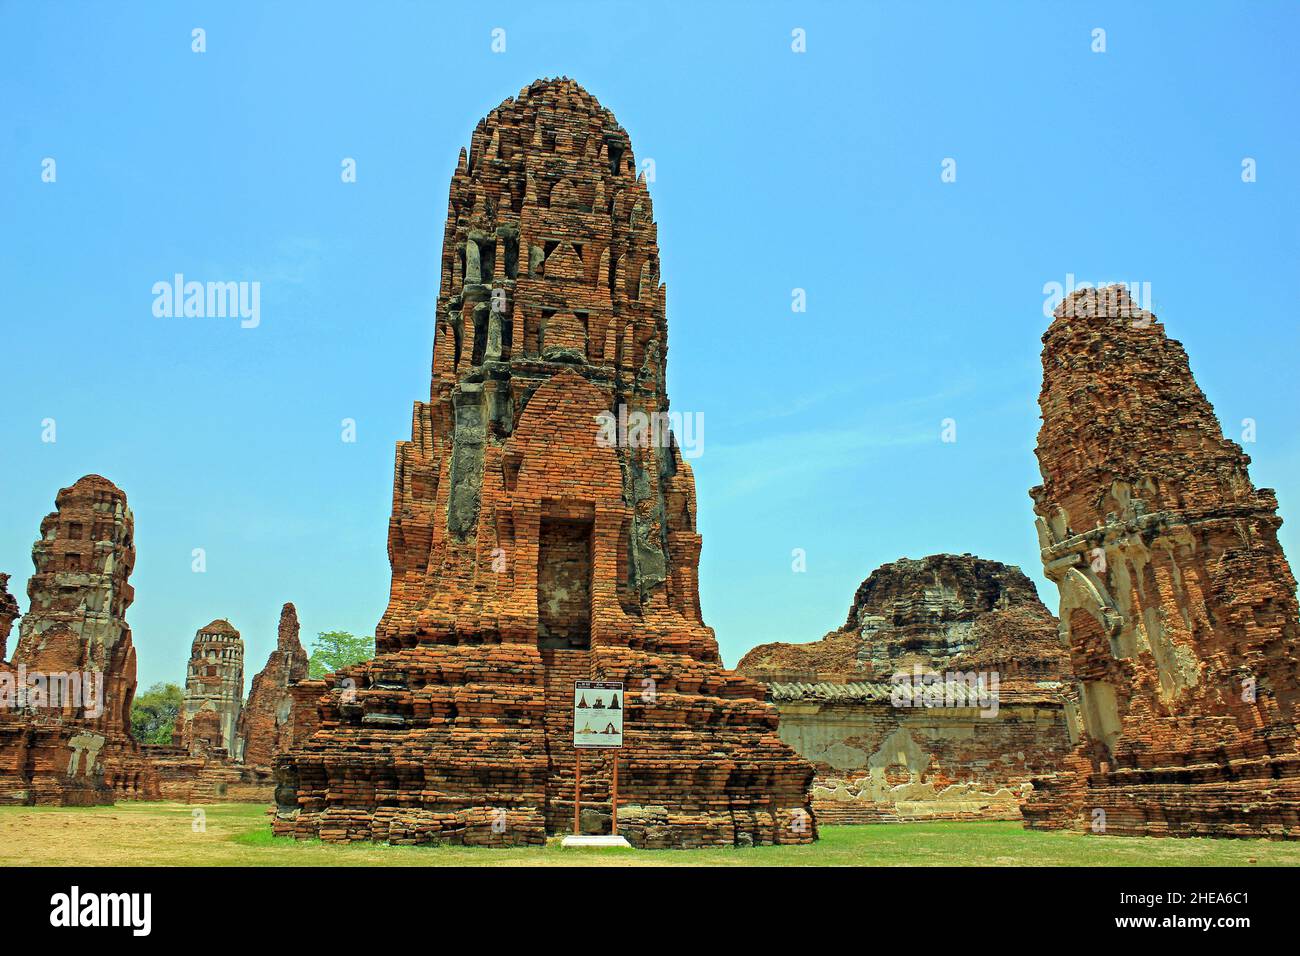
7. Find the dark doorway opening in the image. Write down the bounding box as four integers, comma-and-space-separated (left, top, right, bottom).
537, 517, 593, 649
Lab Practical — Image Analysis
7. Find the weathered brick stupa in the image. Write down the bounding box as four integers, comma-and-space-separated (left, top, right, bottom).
738, 554, 1075, 822
275, 77, 815, 848
0, 476, 159, 804
237, 603, 309, 770
1022, 286, 1300, 838
176, 619, 245, 758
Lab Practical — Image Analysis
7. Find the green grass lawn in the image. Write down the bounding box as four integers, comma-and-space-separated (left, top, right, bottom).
1, 801, 1295, 866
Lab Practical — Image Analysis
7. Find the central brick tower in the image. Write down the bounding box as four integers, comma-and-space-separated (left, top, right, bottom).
275, 77, 814, 848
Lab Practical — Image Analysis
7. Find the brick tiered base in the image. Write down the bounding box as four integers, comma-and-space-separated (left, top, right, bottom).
1024, 749, 1300, 839
0, 720, 113, 806
274, 643, 552, 847
274, 638, 817, 849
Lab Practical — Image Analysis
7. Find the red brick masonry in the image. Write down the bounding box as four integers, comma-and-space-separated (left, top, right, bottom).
1022, 286, 1300, 838
273, 78, 815, 848
739, 554, 1076, 823
0, 477, 159, 805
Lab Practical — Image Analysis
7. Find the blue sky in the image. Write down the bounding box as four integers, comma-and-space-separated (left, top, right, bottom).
2, 2, 1297, 688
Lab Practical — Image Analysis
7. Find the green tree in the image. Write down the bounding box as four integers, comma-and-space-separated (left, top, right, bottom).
308, 630, 375, 679
131, 682, 183, 744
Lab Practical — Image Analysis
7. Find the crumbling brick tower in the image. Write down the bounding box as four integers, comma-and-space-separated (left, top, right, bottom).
275, 77, 815, 848
237, 603, 309, 770
1022, 286, 1300, 838
178, 619, 245, 758
0, 475, 159, 803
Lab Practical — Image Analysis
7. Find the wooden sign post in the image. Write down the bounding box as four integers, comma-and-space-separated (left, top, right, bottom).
565, 679, 627, 848
573, 748, 581, 836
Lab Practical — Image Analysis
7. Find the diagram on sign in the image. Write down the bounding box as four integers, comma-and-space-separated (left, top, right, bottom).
573, 680, 624, 748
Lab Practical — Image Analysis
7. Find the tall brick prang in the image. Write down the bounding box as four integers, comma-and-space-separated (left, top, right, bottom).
1022, 286, 1300, 838
275, 77, 815, 848
237, 603, 309, 771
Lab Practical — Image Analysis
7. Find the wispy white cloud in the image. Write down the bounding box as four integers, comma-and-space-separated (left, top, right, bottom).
726, 373, 985, 431
257, 236, 326, 285
700, 423, 934, 501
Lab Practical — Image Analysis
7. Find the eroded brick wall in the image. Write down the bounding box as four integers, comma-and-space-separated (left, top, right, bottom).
774, 696, 1074, 823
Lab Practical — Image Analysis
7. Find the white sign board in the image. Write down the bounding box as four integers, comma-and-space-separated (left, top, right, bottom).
573, 680, 624, 749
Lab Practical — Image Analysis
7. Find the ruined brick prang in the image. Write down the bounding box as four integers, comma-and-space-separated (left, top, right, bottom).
237, 603, 308, 771
178, 619, 244, 758
741, 554, 1072, 682
276, 77, 815, 848
1022, 286, 1300, 839
0, 476, 159, 805
739, 554, 1075, 823
0, 574, 17, 661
